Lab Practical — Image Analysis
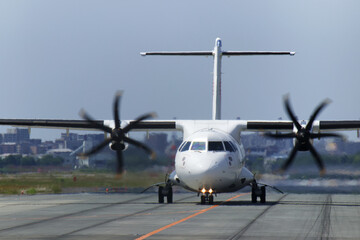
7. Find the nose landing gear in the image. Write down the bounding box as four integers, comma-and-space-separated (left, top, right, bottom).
199, 188, 215, 205
200, 194, 214, 205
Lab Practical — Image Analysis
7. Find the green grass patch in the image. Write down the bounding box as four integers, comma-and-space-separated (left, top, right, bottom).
0, 170, 165, 195
26, 188, 37, 195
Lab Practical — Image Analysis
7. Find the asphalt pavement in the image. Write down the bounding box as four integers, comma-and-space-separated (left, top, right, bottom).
0, 191, 359, 239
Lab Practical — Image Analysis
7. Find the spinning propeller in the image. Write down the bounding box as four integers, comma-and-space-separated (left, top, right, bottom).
266, 95, 341, 175
79, 91, 156, 174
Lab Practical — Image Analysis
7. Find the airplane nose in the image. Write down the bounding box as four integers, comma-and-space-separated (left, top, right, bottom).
185, 157, 213, 176
181, 156, 230, 190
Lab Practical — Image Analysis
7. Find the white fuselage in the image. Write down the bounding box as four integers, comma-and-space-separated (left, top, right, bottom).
171, 128, 254, 193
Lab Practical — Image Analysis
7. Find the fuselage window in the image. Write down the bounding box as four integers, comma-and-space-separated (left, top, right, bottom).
208, 141, 224, 151
224, 141, 235, 152
191, 142, 206, 151
180, 141, 191, 152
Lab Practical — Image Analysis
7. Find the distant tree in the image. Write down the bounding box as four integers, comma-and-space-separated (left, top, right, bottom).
38, 155, 64, 166
20, 156, 36, 166
2, 155, 22, 166
352, 154, 360, 164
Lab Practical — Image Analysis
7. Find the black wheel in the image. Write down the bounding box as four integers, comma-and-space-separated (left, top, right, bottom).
260, 186, 266, 203
158, 186, 164, 203
251, 188, 257, 203
209, 195, 214, 205
167, 187, 173, 203
200, 195, 206, 205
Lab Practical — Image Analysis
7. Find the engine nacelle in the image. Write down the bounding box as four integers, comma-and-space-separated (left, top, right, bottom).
293, 136, 314, 151
110, 142, 128, 151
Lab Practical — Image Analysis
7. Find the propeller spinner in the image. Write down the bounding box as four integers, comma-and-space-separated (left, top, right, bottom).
266, 95, 342, 175
79, 91, 156, 174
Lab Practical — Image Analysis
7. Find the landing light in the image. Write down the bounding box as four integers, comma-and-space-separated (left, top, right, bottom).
201, 188, 213, 194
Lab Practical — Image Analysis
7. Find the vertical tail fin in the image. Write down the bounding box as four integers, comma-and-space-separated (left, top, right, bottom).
141, 38, 295, 120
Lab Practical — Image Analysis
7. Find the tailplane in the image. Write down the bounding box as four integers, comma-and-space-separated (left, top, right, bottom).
141, 38, 295, 120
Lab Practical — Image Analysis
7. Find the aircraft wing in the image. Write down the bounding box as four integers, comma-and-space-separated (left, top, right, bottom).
1, 118, 360, 136
0, 119, 177, 132
246, 121, 293, 131
317, 121, 360, 131
245, 120, 360, 133
0, 119, 101, 131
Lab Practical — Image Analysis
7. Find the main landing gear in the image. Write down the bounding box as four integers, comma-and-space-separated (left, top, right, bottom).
251, 180, 266, 203
158, 184, 173, 204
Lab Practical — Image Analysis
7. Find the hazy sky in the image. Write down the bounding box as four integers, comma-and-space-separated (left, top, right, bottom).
1, 1, 360, 140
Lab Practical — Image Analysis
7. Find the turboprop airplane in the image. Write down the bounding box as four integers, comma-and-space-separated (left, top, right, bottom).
1, 38, 360, 205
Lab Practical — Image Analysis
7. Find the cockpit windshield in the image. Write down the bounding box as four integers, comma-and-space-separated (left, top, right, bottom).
208, 141, 224, 151
191, 142, 206, 151
179, 140, 237, 152
224, 141, 235, 152
180, 141, 191, 152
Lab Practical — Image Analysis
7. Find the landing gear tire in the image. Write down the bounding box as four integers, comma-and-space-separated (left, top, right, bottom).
251, 190, 257, 203
200, 193, 214, 205
158, 186, 164, 204
167, 187, 173, 204
201, 195, 206, 205
251, 180, 266, 204
159, 185, 173, 204
209, 195, 214, 205
260, 186, 266, 203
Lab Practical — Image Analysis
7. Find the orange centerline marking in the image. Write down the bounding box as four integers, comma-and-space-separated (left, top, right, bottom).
135, 192, 249, 240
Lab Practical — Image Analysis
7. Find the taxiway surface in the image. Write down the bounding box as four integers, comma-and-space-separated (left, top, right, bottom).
0, 191, 359, 239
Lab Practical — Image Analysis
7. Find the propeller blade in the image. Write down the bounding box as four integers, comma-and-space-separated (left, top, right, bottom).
280, 146, 298, 172
284, 95, 302, 131
79, 109, 112, 133
306, 99, 331, 131
308, 144, 326, 175
278, 95, 333, 175
123, 112, 157, 133
123, 136, 156, 159
265, 132, 296, 139
113, 90, 123, 129
79, 90, 158, 175
310, 132, 343, 139
79, 138, 112, 157
116, 150, 124, 174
